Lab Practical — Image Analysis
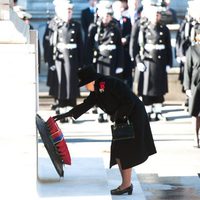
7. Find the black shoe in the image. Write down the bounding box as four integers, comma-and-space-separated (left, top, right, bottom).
111, 184, 133, 195
60, 117, 69, 123
184, 98, 189, 107
155, 113, 166, 121
147, 113, 152, 121
98, 114, 108, 123
92, 108, 98, 114
55, 108, 60, 115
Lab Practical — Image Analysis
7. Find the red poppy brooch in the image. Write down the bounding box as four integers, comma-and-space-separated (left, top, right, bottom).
99, 82, 105, 93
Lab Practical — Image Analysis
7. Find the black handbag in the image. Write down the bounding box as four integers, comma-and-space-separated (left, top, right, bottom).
111, 121, 135, 141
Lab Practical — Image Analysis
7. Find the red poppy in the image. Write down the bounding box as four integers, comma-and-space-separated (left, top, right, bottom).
99, 81, 105, 93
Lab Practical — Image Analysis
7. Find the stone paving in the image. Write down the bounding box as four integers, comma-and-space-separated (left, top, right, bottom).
37, 99, 200, 200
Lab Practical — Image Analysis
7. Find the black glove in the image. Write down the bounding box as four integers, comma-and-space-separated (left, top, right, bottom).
53, 112, 71, 121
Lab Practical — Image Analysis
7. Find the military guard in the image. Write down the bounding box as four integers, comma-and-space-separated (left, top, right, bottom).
129, 0, 148, 87
112, 0, 133, 88
86, 0, 124, 122
175, 0, 199, 108
86, 0, 124, 76
135, 4, 172, 121
43, 0, 83, 122
183, 1, 200, 148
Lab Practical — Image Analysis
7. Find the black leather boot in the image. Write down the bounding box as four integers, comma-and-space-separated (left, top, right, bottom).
98, 113, 108, 123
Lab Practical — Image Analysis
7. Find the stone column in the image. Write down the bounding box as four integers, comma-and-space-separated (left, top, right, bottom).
0, 0, 38, 198
0, 0, 30, 43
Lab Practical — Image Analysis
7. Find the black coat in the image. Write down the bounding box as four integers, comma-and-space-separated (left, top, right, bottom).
184, 43, 200, 116
44, 16, 83, 100
176, 18, 198, 84
67, 75, 157, 169
136, 22, 172, 97
86, 20, 124, 73
129, 18, 144, 68
114, 17, 133, 79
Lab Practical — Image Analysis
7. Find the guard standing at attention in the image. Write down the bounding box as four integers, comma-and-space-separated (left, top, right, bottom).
43, 0, 83, 122
112, 0, 133, 88
86, 0, 124, 122
135, 4, 172, 121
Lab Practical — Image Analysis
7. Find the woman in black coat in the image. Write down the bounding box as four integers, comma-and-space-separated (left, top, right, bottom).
53, 66, 157, 195
184, 27, 200, 148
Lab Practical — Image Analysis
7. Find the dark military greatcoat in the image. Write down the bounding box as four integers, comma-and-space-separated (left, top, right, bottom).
136, 22, 172, 98
66, 75, 157, 169
86, 20, 123, 76
184, 43, 200, 116
175, 16, 196, 84
114, 16, 133, 87
129, 18, 146, 69
44, 16, 83, 104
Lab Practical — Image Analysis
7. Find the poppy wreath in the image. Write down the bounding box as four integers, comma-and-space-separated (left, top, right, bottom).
46, 117, 71, 165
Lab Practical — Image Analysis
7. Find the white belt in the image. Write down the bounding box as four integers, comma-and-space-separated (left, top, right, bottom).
99, 44, 116, 51
57, 43, 77, 50
144, 44, 165, 51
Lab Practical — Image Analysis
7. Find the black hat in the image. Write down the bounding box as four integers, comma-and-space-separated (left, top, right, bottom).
78, 66, 101, 87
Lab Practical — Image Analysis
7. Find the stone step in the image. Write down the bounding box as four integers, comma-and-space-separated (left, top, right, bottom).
38, 153, 112, 199
37, 140, 145, 199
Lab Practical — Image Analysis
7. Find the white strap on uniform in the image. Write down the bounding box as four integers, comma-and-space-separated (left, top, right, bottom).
99, 44, 116, 51
57, 43, 77, 50
144, 44, 165, 51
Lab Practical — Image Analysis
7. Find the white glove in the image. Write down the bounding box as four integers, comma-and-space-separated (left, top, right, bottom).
57, 42, 65, 51
176, 57, 181, 63
166, 65, 171, 73
186, 89, 192, 97
115, 67, 123, 74
121, 37, 127, 45
181, 56, 186, 63
50, 65, 56, 71
137, 63, 146, 72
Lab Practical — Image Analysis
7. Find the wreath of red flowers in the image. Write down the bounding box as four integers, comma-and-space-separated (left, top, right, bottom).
99, 81, 105, 93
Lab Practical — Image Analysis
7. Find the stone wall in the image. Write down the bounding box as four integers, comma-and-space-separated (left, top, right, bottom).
0, 0, 38, 198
